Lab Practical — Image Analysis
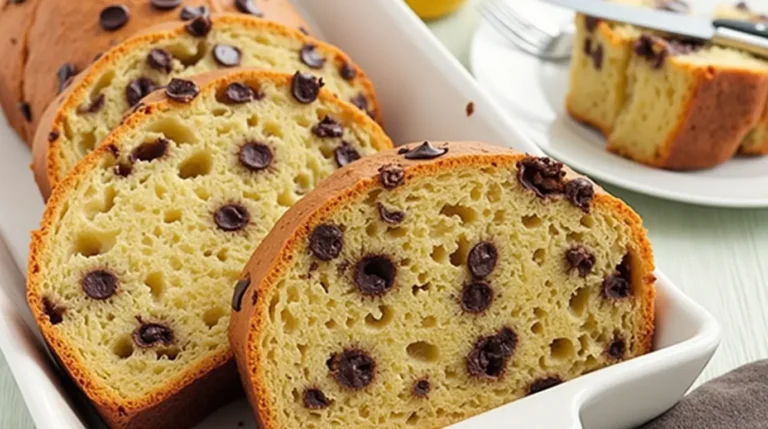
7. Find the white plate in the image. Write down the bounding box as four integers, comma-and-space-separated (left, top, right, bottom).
0, 0, 719, 428
469, 0, 768, 208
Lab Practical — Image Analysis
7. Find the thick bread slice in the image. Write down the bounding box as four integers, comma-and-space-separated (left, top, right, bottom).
229, 141, 655, 429
26, 69, 391, 429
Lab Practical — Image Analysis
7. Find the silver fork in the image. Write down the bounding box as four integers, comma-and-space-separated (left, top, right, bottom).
479, 0, 574, 61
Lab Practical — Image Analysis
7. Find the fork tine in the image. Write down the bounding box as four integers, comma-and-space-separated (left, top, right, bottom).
479, 4, 549, 52
483, 2, 551, 48
489, 0, 557, 40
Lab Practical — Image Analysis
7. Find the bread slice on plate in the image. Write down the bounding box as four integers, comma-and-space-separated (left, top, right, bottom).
33, 13, 380, 198
229, 141, 655, 429
26, 69, 391, 429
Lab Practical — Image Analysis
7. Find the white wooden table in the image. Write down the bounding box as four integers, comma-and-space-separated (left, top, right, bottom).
3, 2, 768, 427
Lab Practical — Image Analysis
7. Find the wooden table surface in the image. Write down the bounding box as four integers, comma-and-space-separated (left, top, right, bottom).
3, 2, 768, 427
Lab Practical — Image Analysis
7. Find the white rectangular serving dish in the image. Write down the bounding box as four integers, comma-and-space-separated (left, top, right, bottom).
0, 0, 719, 428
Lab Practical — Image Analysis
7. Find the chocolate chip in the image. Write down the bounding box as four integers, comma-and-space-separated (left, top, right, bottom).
185, 15, 212, 37
634, 35, 667, 69
165, 78, 200, 102
114, 163, 133, 177
291, 72, 324, 104
736, 1, 749, 10
81, 270, 118, 300
309, 224, 343, 261
354, 255, 396, 297
300, 44, 326, 69
133, 322, 174, 347
517, 156, 566, 198
528, 377, 563, 395
131, 138, 168, 162
339, 62, 356, 80
468, 241, 498, 279
602, 253, 632, 299
42, 298, 64, 325
402, 141, 448, 160
334, 142, 360, 167
18, 102, 31, 122
180, 5, 208, 20
235, 0, 263, 16
460, 282, 493, 314
302, 388, 331, 409
126, 77, 157, 107
584, 16, 600, 32
232, 276, 251, 311
214, 204, 250, 231
591, 43, 603, 69
328, 349, 376, 390
583, 38, 592, 55
412, 379, 430, 398
213, 44, 241, 67
299, 26, 310, 35
57, 63, 76, 93
564, 178, 594, 212
350, 93, 369, 112
238, 142, 272, 171
566, 246, 596, 277
312, 116, 343, 138
466, 102, 475, 117
100, 5, 130, 31
607, 337, 626, 359
221, 82, 258, 104
48, 130, 60, 142
107, 144, 119, 158
77, 94, 105, 114
378, 164, 404, 189
151, 0, 181, 10
377, 202, 404, 225
251, 289, 259, 306
467, 327, 517, 379
147, 48, 173, 73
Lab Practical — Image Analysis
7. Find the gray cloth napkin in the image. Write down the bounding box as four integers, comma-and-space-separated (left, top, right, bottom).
640, 359, 768, 429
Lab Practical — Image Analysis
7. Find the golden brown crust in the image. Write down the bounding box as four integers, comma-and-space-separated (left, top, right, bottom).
32, 13, 381, 199
27, 69, 391, 429
228, 141, 656, 428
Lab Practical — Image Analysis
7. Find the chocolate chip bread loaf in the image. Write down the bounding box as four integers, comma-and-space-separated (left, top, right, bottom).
26, 69, 392, 429
0, 0, 308, 144
32, 13, 379, 199
229, 141, 655, 429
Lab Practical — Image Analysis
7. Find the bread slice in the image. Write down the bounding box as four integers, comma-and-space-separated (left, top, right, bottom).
0, 0, 38, 142
32, 13, 379, 198
26, 69, 392, 429
229, 141, 655, 429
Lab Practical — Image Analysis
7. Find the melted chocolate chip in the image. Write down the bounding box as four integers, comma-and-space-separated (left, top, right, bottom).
81, 270, 118, 300
235, 0, 263, 16
232, 276, 251, 311
591, 43, 603, 69
48, 130, 60, 142
517, 157, 566, 198
185, 15, 212, 37
165, 78, 199, 102
18, 102, 31, 122
114, 163, 133, 177
133, 322, 174, 347
634, 35, 667, 69
468, 241, 498, 279
251, 289, 259, 306
57, 63, 76, 93
412, 379, 431, 398
339, 62, 356, 80
566, 246, 596, 277
350, 93, 369, 112
100, 5, 130, 31
377, 202, 404, 225
467, 327, 517, 379
222, 82, 257, 104
131, 138, 168, 162
77, 94, 105, 114
564, 178, 594, 212
213, 44, 241, 67
300, 44, 326, 69
378, 164, 404, 189
354, 255, 396, 297
147, 48, 173, 73
238, 142, 272, 171
328, 349, 376, 390
42, 298, 64, 325
302, 388, 330, 409
214, 204, 250, 231
460, 282, 493, 314
334, 142, 360, 167
291, 72, 324, 104
151, 0, 181, 9
528, 376, 563, 395
107, 144, 119, 158
126, 77, 157, 107
607, 337, 626, 359
312, 116, 343, 138
403, 141, 448, 160
309, 224, 343, 261
602, 253, 632, 299
180, 5, 208, 20
584, 16, 600, 32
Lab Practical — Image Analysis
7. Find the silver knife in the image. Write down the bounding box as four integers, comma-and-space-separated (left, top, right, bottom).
542, 0, 768, 58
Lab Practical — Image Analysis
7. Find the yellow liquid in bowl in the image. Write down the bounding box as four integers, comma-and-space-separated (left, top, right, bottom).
405, 0, 468, 20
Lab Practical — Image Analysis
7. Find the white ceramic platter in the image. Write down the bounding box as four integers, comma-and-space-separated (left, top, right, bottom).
470, 0, 768, 208
0, 0, 718, 428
